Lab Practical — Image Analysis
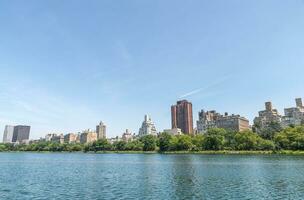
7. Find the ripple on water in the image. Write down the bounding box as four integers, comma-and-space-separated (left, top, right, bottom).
1, 153, 304, 199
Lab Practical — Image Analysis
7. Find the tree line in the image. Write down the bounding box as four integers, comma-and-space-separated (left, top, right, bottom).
1, 125, 304, 152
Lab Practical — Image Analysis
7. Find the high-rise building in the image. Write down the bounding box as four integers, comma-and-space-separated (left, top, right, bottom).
64, 133, 77, 144
122, 129, 134, 142
253, 102, 282, 133
3, 125, 14, 143
138, 115, 157, 137
96, 121, 106, 139
171, 100, 193, 134
80, 129, 97, 144
11, 125, 30, 143
282, 98, 304, 127
197, 110, 249, 133
45, 133, 64, 144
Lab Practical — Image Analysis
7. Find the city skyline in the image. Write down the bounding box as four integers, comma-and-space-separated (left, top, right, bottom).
2, 97, 304, 142
1, 0, 304, 139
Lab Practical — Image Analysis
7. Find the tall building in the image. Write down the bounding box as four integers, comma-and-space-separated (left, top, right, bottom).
253, 102, 282, 133
80, 129, 97, 144
197, 110, 249, 133
3, 125, 14, 143
138, 115, 157, 137
282, 98, 304, 127
11, 125, 30, 143
96, 121, 106, 139
64, 133, 77, 144
45, 133, 64, 144
196, 110, 219, 133
122, 129, 134, 142
171, 100, 193, 134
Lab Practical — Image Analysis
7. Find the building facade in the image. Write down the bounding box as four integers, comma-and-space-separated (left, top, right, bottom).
171, 100, 193, 134
163, 128, 182, 136
138, 115, 157, 137
96, 121, 106, 139
64, 133, 77, 144
80, 129, 97, 144
122, 129, 134, 142
12, 125, 31, 143
197, 110, 249, 133
282, 98, 304, 127
196, 110, 219, 133
45, 133, 64, 144
253, 102, 282, 133
3, 125, 15, 143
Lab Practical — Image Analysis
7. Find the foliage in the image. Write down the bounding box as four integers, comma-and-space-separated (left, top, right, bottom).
158, 132, 172, 152
274, 126, 304, 150
1, 126, 304, 153
140, 135, 157, 151
259, 121, 282, 140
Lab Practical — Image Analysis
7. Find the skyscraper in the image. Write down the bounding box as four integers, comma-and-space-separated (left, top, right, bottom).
138, 115, 157, 137
253, 102, 282, 133
171, 100, 193, 134
3, 125, 14, 143
12, 125, 31, 143
96, 121, 106, 139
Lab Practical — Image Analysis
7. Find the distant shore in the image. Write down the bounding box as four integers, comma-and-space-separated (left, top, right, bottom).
2, 150, 304, 155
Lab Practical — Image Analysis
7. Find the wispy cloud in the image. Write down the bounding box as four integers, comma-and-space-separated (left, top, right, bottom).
178, 74, 232, 99
0, 80, 100, 139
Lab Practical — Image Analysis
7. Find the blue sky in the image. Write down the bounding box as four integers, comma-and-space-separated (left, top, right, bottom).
0, 0, 304, 139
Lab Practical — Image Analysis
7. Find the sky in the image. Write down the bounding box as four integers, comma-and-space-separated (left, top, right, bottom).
0, 0, 304, 140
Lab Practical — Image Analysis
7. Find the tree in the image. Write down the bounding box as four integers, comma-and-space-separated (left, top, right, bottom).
234, 130, 259, 150
158, 132, 172, 152
202, 128, 226, 150
125, 140, 144, 151
191, 134, 204, 151
274, 126, 304, 150
260, 121, 282, 140
176, 135, 192, 151
114, 141, 127, 151
258, 139, 275, 150
140, 135, 157, 151
203, 135, 224, 150
88, 139, 112, 152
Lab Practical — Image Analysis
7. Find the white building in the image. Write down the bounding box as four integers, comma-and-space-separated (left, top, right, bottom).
253, 102, 282, 133
45, 133, 64, 144
163, 128, 182, 136
3, 125, 14, 143
282, 98, 304, 127
138, 115, 157, 137
96, 121, 106, 139
122, 129, 134, 142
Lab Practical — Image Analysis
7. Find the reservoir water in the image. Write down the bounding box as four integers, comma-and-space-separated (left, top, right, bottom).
0, 153, 304, 199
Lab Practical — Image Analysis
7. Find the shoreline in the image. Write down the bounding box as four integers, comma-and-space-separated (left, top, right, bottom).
1, 150, 304, 155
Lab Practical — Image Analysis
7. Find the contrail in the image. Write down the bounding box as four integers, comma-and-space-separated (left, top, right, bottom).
178, 74, 232, 99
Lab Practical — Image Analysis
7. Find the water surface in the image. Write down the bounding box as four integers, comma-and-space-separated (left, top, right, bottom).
0, 153, 303, 199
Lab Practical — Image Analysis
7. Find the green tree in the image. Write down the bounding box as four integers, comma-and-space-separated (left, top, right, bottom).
125, 140, 144, 151
260, 121, 282, 140
114, 141, 127, 151
275, 126, 304, 150
158, 132, 172, 152
140, 135, 157, 151
202, 128, 226, 150
191, 134, 204, 151
234, 130, 259, 150
176, 135, 192, 151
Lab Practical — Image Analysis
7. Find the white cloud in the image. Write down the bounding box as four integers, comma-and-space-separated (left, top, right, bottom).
178, 74, 232, 99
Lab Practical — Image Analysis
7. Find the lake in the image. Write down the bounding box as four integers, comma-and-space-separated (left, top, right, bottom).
0, 153, 304, 199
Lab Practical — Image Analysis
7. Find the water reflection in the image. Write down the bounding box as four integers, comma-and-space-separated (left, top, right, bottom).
1, 153, 304, 199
